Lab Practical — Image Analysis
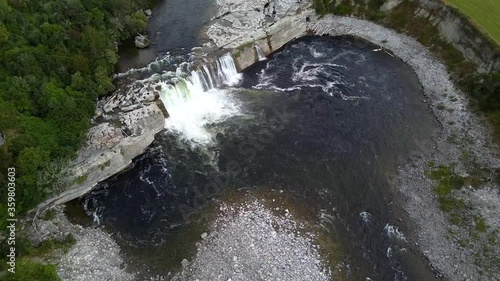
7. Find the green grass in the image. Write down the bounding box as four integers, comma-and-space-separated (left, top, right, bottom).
444, 0, 500, 44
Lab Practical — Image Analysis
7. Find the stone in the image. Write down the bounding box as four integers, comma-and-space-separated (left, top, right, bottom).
0, 129, 4, 147
35, 102, 166, 210
135, 34, 150, 49
144, 9, 152, 17
201, 232, 208, 240
380, 0, 403, 12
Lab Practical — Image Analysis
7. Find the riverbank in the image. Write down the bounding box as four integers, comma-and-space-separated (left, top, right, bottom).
309, 15, 500, 280
28, 1, 500, 281
24, 206, 134, 281
198, 1, 500, 278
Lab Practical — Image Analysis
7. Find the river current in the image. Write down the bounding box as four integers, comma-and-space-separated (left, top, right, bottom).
68, 34, 441, 280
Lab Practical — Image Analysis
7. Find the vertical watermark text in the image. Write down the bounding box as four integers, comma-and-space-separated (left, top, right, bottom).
6, 167, 16, 273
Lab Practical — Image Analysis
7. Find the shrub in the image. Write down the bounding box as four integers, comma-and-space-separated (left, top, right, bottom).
3, 259, 60, 281
336, 1, 353, 16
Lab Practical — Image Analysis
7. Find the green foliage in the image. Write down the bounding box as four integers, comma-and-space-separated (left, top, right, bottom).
314, 0, 500, 145
0, 0, 151, 221
474, 216, 488, 232
34, 234, 77, 256
462, 72, 500, 139
427, 164, 465, 194
313, 0, 337, 15
426, 164, 466, 217
3, 259, 60, 281
76, 174, 88, 184
444, 0, 500, 44
336, 2, 353, 16
464, 72, 500, 112
367, 0, 384, 10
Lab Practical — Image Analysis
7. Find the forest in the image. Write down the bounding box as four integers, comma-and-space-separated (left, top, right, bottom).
0, 0, 151, 220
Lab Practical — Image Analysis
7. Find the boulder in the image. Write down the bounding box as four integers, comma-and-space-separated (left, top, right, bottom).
135, 34, 150, 49
380, 0, 403, 12
144, 9, 152, 18
0, 129, 4, 146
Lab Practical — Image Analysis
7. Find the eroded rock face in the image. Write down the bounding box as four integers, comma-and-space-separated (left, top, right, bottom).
205, 0, 310, 71
207, 0, 309, 48
37, 89, 166, 210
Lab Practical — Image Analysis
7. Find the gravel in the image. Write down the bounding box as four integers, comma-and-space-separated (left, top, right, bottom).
172, 200, 331, 281
27, 10, 500, 281
26, 206, 135, 281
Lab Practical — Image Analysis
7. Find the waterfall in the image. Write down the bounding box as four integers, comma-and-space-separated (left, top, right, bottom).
158, 53, 241, 144
255, 45, 267, 61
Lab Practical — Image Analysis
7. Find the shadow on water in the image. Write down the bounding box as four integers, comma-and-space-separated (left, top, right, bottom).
68, 36, 442, 280
117, 0, 216, 72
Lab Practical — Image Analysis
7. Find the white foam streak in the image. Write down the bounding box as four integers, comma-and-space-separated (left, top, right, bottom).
384, 223, 407, 242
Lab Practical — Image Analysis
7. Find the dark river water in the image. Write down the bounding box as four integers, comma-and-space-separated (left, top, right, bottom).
68, 32, 441, 280
117, 0, 215, 72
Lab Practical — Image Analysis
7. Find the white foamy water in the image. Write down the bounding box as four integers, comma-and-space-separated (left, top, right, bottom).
255, 44, 267, 61
384, 223, 407, 242
158, 54, 242, 144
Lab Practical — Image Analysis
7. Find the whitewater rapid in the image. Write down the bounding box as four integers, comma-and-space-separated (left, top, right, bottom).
158, 54, 242, 144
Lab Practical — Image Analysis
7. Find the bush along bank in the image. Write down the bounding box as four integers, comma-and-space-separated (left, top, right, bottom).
0, 0, 155, 278
313, 0, 500, 278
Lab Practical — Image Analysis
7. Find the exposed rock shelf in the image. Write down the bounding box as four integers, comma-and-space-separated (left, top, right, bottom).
35, 91, 166, 212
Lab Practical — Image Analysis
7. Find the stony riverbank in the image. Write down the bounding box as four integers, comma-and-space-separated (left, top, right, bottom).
309, 15, 500, 281
202, 1, 500, 278
35, 2, 500, 281
25, 206, 134, 281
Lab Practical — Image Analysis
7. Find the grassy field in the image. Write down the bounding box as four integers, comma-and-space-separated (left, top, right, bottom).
444, 0, 500, 44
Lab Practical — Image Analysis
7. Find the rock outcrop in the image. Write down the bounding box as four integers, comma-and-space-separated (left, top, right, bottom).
144, 9, 152, 18
135, 34, 150, 49
414, 0, 499, 72
205, 0, 311, 71
36, 87, 166, 211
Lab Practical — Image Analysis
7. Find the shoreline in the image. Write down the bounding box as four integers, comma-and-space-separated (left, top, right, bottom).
308, 15, 500, 280
32, 5, 500, 281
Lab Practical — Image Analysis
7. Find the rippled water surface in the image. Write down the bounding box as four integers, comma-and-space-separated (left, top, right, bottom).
117, 0, 215, 72
70, 36, 441, 280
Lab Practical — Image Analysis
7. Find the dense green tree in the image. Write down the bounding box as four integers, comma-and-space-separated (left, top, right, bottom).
3, 259, 60, 281
0, 0, 153, 271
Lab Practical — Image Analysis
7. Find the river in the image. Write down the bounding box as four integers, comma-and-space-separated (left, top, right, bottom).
67, 2, 442, 280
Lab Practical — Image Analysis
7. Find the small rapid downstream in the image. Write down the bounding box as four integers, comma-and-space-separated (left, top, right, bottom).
117, 0, 215, 72
68, 36, 441, 280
